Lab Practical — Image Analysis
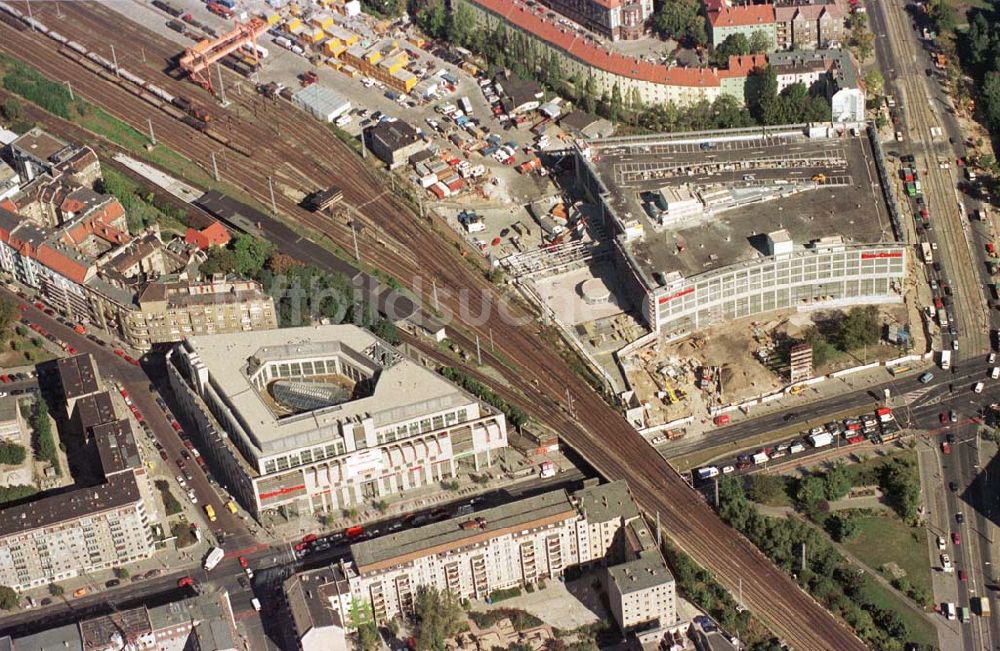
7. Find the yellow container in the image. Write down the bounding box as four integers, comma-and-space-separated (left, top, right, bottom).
265, 12, 281, 26
286, 17, 302, 31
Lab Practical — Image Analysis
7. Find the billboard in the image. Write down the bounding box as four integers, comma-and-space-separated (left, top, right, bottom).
345, 448, 384, 480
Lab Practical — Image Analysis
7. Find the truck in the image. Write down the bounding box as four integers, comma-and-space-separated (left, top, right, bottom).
974, 596, 991, 617
808, 431, 834, 448
458, 96, 472, 114
203, 546, 225, 572
960, 606, 971, 623
752, 451, 769, 465
940, 349, 952, 370
921, 242, 934, 264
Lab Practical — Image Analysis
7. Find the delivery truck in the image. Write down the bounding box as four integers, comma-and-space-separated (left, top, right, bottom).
203, 546, 225, 572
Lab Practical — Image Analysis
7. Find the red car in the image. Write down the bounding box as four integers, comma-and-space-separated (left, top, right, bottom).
0, 375, 10, 384
65, 346, 77, 355
953, 532, 962, 545
114, 349, 125, 357
239, 556, 248, 569
177, 576, 195, 588
33, 301, 43, 309
124, 355, 140, 366
959, 569, 968, 582
940, 412, 949, 425
171, 421, 182, 432
176, 458, 185, 469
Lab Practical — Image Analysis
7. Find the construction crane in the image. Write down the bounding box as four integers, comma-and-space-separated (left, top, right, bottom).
178, 17, 268, 94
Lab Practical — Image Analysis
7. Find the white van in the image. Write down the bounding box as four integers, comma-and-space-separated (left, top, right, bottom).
975, 381, 985, 394
992, 367, 999, 380
696, 466, 720, 480
251, 598, 262, 612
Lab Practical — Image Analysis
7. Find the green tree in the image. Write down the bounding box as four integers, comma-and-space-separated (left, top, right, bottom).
849, 24, 874, 62
862, 70, 884, 99
927, 0, 956, 33
747, 474, 787, 505
580, 75, 598, 113
0, 585, 16, 609
358, 621, 381, 651
835, 306, 881, 352
416, 0, 448, 39
114, 567, 129, 580
231, 234, 274, 277
653, 0, 706, 45
450, 2, 480, 50
31, 399, 59, 474
984, 72, 1000, 133
609, 83, 623, 122
748, 65, 780, 124
414, 586, 467, 651
0, 484, 37, 505
796, 475, 827, 511
0, 98, 22, 122
967, 12, 993, 70
712, 33, 750, 66
749, 30, 774, 53
48, 582, 64, 597
0, 441, 27, 466
823, 463, 852, 501
800, 326, 834, 367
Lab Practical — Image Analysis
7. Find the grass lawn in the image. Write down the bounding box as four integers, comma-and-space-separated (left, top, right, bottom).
0, 329, 56, 367
844, 449, 917, 486
857, 574, 938, 648
841, 513, 933, 602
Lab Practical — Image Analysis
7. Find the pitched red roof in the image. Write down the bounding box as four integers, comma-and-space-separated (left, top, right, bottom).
184, 221, 230, 250
708, 4, 776, 27
36, 244, 90, 284
470, 0, 728, 88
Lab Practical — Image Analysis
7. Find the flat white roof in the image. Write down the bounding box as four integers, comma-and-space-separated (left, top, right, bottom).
186, 325, 474, 455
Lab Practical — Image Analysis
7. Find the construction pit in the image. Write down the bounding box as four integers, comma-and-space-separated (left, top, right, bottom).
616, 304, 914, 433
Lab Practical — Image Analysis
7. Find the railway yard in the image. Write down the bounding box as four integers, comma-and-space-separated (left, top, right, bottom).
0, 2, 873, 649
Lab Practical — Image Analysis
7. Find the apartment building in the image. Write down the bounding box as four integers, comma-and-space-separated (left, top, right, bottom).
312, 481, 675, 634
707, 4, 777, 50
0, 131, 277, 351
538, 0, 654, 41
0, 356, 154, 591
0, 588, 240, 650
166, 324, 508, 519
774, 2, 845, 50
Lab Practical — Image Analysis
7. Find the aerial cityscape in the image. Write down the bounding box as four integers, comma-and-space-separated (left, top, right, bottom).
0, 0, 995, 648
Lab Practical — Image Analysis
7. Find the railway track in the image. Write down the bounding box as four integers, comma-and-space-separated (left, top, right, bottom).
0, 4, 868, 647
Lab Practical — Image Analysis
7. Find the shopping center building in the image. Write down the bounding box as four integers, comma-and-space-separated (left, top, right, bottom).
167, 325, 508, 518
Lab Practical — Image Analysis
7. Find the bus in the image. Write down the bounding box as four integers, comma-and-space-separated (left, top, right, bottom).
225, 500, 238, 514
921, 242, 933, 264
204, 504, 216, 522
